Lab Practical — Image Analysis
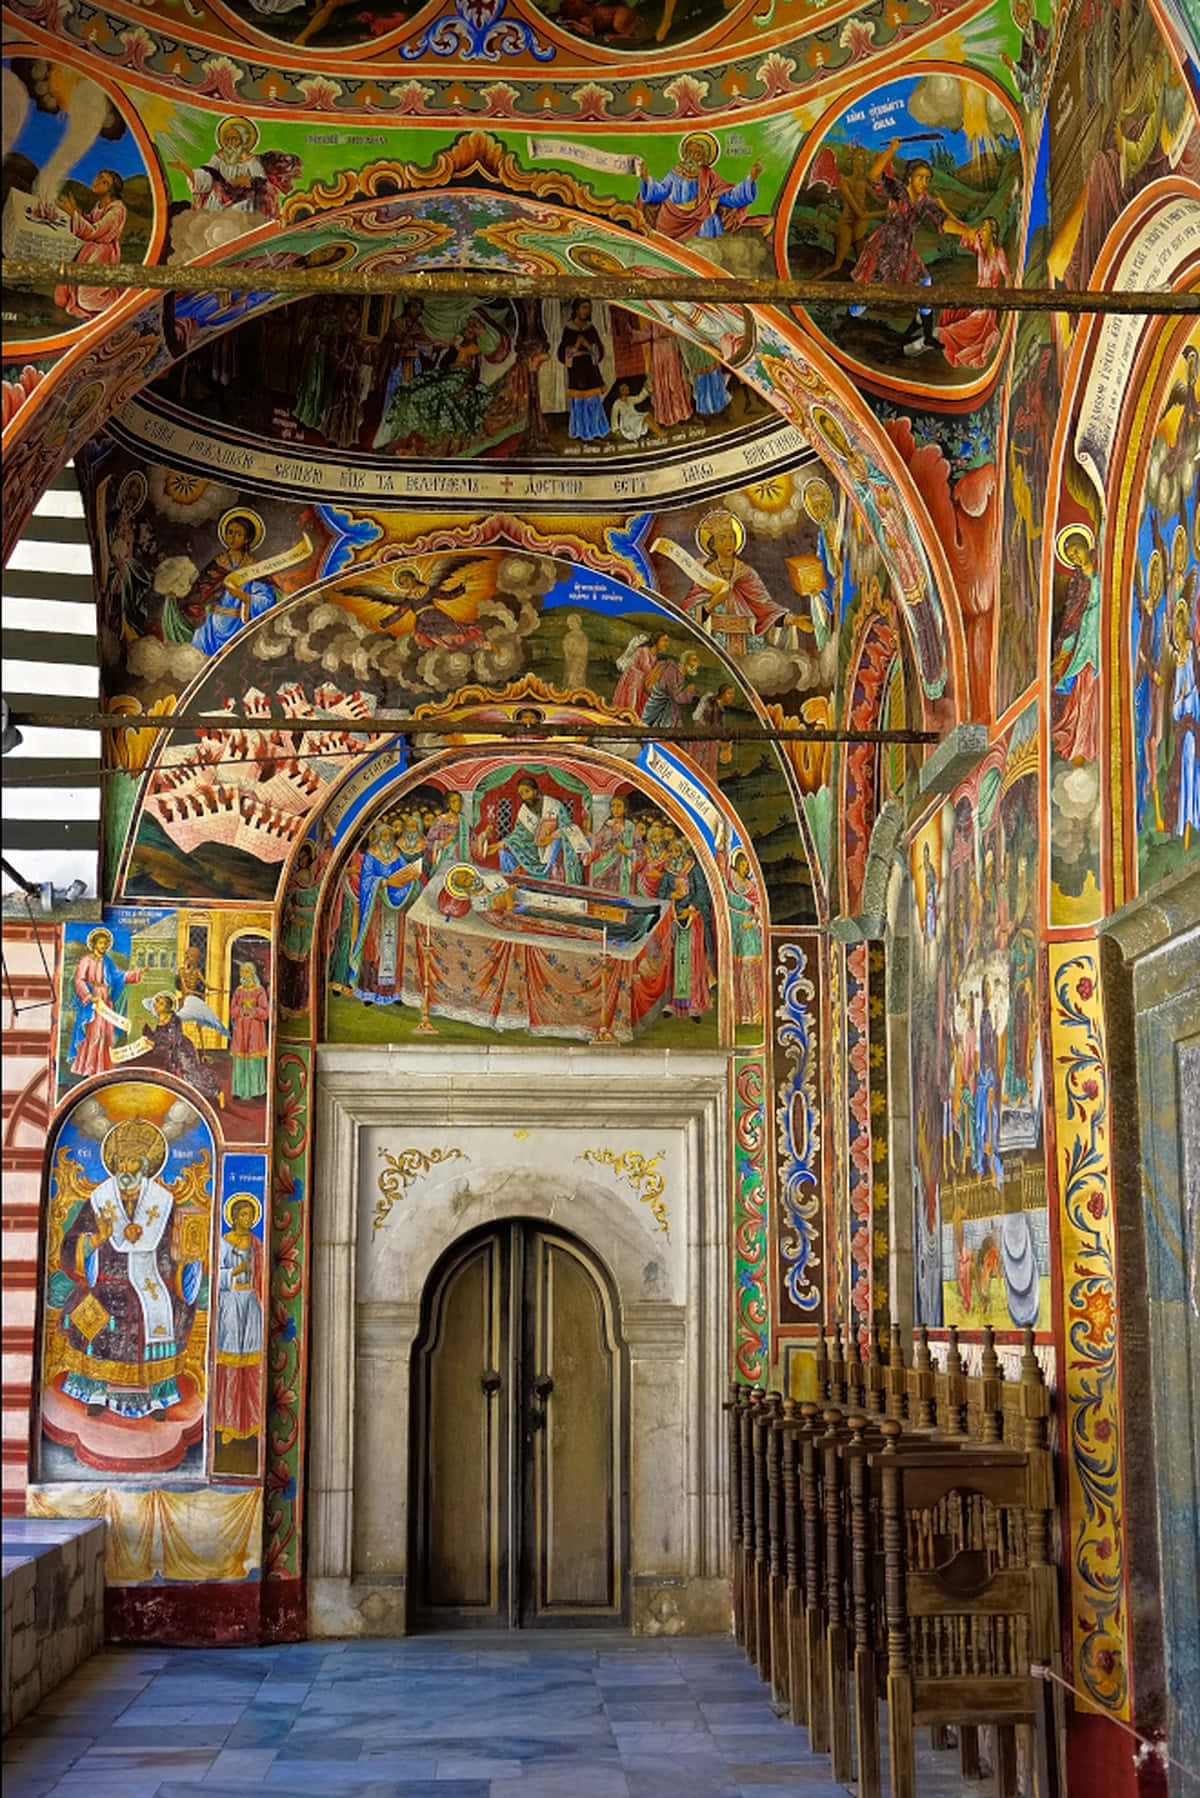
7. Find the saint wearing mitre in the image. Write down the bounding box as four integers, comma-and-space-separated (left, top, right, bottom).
54, 1117, 203, 1419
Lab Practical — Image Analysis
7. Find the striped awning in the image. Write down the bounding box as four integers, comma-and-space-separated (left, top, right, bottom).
1, 463, 101, 905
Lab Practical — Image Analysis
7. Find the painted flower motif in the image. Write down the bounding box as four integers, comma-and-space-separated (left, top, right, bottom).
1081, 1078, 1100, 1100
759, 52, 797, 97
663, 73, 710, 117
1076, 976, 1095, 1001
480, 82, 519, 117
197, 58, 243, 102
1087, 1193, 1106, 1219
296, 75, 345, 110
391, 80, 432, 113
1093, 1417, 1113, 1442
840, 16, 877, 55
1079, 1283, 1116, 1344
1094, 1647, 1118, 1677
570, 82, 615, 121
118, 27, 155, 71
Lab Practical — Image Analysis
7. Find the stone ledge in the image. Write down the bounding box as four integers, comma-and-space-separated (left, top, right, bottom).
2, 1517, 105, 1735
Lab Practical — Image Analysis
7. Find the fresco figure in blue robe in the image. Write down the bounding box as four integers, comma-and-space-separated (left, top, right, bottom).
350, 822, 424, 1003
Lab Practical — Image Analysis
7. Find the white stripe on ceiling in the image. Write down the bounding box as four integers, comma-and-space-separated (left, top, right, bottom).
0, 848, 98, 892
5, 726, 100, 760
3, 786, 102, 820
2, 659, 100, 697
2, 597, 98, 637
6, 538, 95, 575
31, 487, 86, 519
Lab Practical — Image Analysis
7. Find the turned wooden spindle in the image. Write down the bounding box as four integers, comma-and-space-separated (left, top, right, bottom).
847, 1412, 882, 1798
767, 1398, 788, 1709
878, 1415, 916, 1798
739, 1391, 758, 1659
827, 1329, 846, 1406
943, 1325, 967, 1437
753, 1393, 775, 1682
822, 1406, 853, 1784
865, 1324, 886, 1416
815, 1332, 830, 1403
799, 1400, 829, 1752
978, 1324, 1002, 1445
780, 1398, 808, 1726
913, 1324, 936, 1431
846, 1324, 867, 1410
727, 1384, 745, 1641
886, 1322, 908, 1421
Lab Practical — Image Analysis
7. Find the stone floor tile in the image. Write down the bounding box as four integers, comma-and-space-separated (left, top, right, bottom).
67, 1746, 218, 1774
602, 1701, 705, 1721
202, 1748, 280, 1781
430, 1758, 526, 1778
2, 1733, 95, 1771
3, 1776, 70, 1798
488, 1773, 631, 1798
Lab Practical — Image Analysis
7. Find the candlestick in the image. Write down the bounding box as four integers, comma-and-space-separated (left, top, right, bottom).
414, 919, 438, 1035
591, 922, 616, 1044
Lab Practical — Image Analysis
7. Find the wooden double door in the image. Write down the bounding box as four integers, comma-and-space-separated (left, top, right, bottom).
410, 1220, 628, 1629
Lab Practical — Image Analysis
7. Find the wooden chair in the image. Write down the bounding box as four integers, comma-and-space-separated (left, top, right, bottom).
871, 1400, 1061, 1798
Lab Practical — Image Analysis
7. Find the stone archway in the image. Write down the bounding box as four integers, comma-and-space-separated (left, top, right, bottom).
307, 1043, 731, 1637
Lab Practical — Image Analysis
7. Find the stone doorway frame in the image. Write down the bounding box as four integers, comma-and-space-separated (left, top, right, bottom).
307, 1045, 731, 1637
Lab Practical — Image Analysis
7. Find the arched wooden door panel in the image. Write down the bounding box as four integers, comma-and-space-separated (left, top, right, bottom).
411, 1220, 627, 1629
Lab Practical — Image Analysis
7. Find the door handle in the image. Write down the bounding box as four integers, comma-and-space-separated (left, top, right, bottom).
481, 1369, 501, 1397
530, 1374, 553, 1431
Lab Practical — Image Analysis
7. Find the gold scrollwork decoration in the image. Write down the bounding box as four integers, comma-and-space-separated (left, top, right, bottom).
281, 132, 643, 234
582, 1148, 670, 1235
374, 1146, 465, 1233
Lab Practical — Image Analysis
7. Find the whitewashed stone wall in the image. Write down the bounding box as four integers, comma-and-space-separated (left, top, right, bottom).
2, 1518, 105, 1732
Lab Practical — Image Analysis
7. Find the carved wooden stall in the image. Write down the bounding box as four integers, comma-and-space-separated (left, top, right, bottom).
730, 1326, 1063, 1798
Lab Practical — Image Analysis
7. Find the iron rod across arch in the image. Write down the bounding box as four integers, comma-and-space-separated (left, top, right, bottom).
6, 708, 938, 746
4, 258, 1198, 317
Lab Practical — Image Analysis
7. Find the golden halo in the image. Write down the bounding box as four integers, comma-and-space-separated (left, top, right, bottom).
697, 507, 744, 555
444, 863, 480, 899
680, 131, 719, 169
570, 245, 625, 276
217, 115, 259, 154
86, 926, 113, 952
65, 381, 103, 426
219, 508, 265, 551
298, 242, 356, 271
1146, 548, 1164, 605
223, 1190, 262, 1230
101, 1119, 167, 1180
1055, 523, 1095, 565
117, 472, 147, 511
802, 476, 833, 522
1172, 522, 1189, 572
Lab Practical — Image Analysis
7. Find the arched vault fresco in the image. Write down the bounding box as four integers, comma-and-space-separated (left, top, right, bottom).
3, 186, 967, 724
108, 545, 822, 923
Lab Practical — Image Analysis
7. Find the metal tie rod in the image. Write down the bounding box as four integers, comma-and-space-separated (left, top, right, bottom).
9, 708, 938, 745
4, 258, 1198, 316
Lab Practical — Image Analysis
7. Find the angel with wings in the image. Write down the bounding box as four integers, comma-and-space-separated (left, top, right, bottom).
356, 556, 499, 653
